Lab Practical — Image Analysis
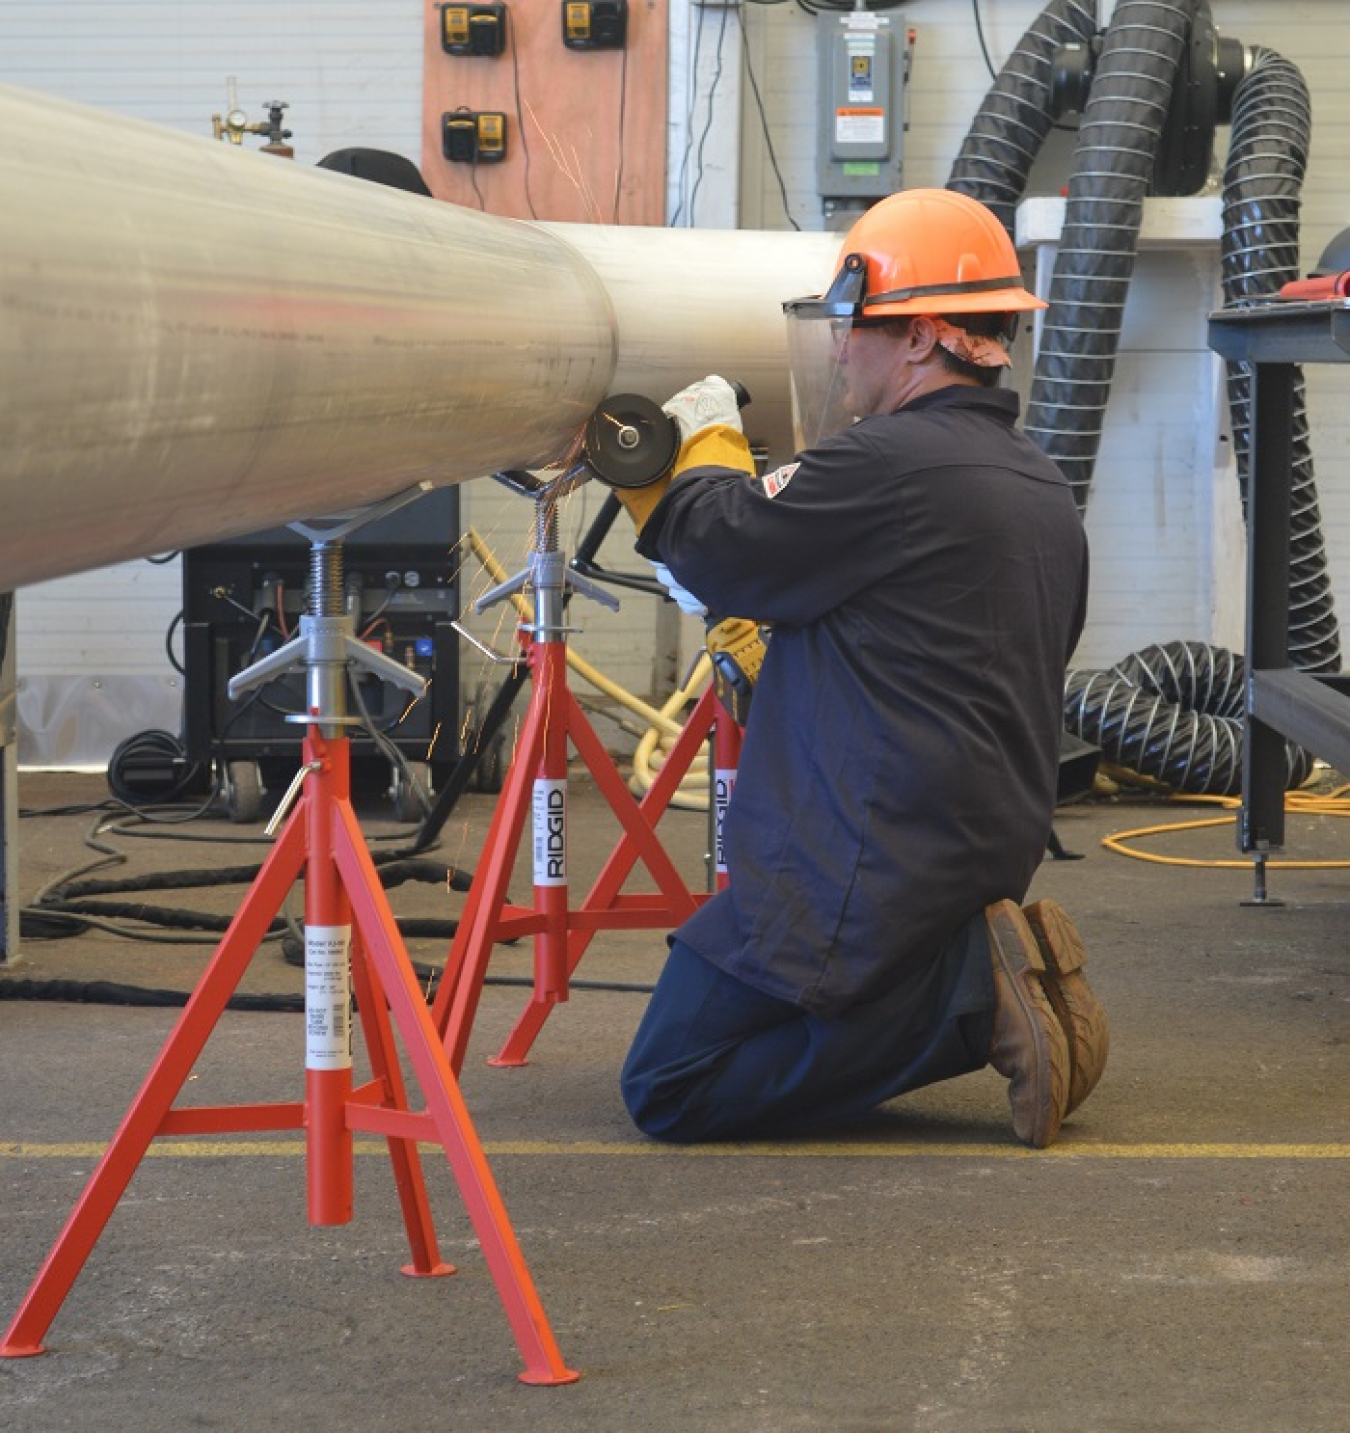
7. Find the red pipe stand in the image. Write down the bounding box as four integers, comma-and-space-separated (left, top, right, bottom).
433, 471, 742, 1073
1, 731, 576, 1382
1, 663, 577, 1385
432, 632, 740, 1074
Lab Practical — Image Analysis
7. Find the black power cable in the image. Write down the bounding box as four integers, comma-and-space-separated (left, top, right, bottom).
736, 0, 802, 231
687, 1, 733, 226
0, 970, 654, 1012
106, 729, 205, 808
506, 6, 540, 219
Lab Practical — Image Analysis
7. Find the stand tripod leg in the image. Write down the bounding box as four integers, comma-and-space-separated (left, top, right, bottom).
432, 688, 546, 1074
332, 800, 578, 1385
304, 751, 355, 1227
1, 814, 307, 1358
349, 929, 453, 1278
711, 702, 742, 891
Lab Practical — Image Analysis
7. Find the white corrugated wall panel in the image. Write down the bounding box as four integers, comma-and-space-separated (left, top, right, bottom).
0, 2, 423, 155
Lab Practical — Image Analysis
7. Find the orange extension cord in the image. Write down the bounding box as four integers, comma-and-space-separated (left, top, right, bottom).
1100, 782, 1350, 870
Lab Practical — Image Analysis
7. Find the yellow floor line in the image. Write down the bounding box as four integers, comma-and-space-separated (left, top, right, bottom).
5, 1139, 1350, 1161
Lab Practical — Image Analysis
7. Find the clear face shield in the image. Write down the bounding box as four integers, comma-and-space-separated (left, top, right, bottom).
782, 253, 869, 452
783, 309, 861, 451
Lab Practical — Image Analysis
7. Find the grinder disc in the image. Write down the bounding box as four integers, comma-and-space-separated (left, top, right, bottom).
583, 394, 681, 490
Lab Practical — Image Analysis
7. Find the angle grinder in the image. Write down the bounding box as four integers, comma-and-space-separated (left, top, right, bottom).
581, 382, 751, 492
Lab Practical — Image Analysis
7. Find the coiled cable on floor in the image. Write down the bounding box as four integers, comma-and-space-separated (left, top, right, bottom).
1064, 641, 1314, 795
1100, 786, 1350, 869
1219, 46, 1338, 675
106, 729, 207, 808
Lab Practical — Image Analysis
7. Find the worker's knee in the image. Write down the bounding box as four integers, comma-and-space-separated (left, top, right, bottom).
620, 1051, 735, 1143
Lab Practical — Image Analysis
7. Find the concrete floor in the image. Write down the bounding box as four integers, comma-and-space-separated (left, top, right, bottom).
4, 765, 1350, 1431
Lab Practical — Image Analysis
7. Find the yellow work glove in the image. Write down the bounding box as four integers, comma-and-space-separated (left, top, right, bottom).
663, 375, 754, 480
612, 479, 671, 536
621, 376, 766, 725
612, 424, 755, 532
706, 616, 766, 726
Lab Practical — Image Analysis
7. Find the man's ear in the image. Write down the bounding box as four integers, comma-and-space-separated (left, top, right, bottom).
905, 315, 943, 360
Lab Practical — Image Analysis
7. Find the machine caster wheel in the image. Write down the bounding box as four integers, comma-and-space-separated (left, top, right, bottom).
391, 761, 432, 822
225, 760, 262, 824
467, 680, 508, 795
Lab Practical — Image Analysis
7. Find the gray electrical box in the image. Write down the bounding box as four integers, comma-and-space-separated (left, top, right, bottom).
816, 10, 911, 230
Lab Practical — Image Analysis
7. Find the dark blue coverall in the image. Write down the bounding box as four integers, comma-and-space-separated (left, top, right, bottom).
621, 383, 1089, 1141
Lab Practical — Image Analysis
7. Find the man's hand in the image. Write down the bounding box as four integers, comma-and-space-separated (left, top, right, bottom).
612, 377, 753, 536
662, 376, 744, 445
650, 561, 707, 618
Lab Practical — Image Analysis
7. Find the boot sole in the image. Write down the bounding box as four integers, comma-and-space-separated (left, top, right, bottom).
986, 900, 1069, 1149
1023, 899, 1109, 1116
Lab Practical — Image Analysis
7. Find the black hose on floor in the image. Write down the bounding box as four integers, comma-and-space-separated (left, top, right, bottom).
0, 972, 654, 1011
1064, 641, 1314, 796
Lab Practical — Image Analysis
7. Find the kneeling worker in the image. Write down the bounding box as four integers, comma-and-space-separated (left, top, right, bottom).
618, 188, 1107, 1148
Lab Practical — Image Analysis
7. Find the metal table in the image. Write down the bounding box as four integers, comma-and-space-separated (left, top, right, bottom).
1207, 299, 1350, 897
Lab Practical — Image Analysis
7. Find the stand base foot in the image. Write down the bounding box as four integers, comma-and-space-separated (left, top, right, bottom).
1240, 896, 1286, 908
487, 1055, 530, 1069
0, 1342, 45, 1358
400, 1262, 457, 1279
519, 1366, 582, 1387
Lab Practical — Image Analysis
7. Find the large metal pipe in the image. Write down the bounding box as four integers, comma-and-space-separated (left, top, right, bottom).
0, 84, 616, 589
539, 222, 837, 468
0, 84, 837, 590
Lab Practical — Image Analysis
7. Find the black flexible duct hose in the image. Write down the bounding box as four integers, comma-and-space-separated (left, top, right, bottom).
1018, 0, 1195, 513
947, 0, 1100, 230
1062, 45, 1329, 794
951, 0, 1196, 512
1220, 46, 1339, 674
949, 5, 1328, 795
1064, 641, 1314, 794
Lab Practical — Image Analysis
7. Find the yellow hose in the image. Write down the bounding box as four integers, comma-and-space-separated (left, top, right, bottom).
1100, 784, 1350, 869
631, 653, 715, 811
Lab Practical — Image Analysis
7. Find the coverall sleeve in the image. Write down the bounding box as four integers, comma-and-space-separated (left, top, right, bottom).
634, 427, 896, 627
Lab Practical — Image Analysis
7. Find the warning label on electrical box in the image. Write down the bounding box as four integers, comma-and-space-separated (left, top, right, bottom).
835, 108, 885, 146
305, 924, 352, 1070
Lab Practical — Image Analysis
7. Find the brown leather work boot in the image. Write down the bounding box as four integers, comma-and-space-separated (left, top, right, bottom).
1023, 899, 1109, 1116
986, 900, 1071, 1149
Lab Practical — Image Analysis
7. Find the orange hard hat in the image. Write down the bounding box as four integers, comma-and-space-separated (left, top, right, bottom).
785, 188, 1047, 321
